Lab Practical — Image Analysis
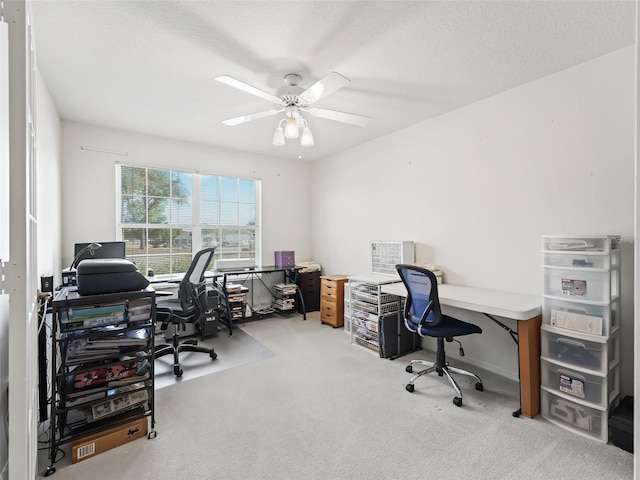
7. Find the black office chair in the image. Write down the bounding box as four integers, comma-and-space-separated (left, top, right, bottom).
396, 264, 483, 407
154, 247, 218, 377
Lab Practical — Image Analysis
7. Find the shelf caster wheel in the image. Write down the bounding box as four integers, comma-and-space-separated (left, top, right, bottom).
174, 366, 183, 377
453, 397, 463, 407
405, 384, 414, 393
475, 382, 484, 391
512, 409, 521, 418
405, 365, 413, 373
148, 430, 157, 439
44, 466, 56, 477
210, 351, 218, 360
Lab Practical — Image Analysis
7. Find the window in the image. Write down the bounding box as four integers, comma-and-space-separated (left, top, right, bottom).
116, 165, 259, 276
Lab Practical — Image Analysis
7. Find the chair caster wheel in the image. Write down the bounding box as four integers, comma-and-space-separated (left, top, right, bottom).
44, 466, 56, 477
174, 367, 183, 377
453, 397, 463, 407
406, 384, 414, 393
405, 365, 413, 373
210, 351, 218, 360
475, 382, 483, 391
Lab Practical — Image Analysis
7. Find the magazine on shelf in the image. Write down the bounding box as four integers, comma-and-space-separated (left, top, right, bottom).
64, 381, 147, 408
65, 372, 151, 399
60, 303, 126, 323
65, 328, 149, 363
61, 315, 127, 331
224, 283, 244, 293
66, 359, 146, 391
86, 328, 149, 346
86, 388, 149, 423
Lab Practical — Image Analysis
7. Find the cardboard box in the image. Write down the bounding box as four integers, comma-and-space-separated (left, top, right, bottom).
72, 417, 148, 463
275, 251, 295, 268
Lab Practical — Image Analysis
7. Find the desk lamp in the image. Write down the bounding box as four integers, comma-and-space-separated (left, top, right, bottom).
61, 242, 102, 287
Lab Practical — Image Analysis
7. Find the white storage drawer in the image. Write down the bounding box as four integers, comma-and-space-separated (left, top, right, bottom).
542, 297, 618, 337
543, 267, 618, 303
542, 236, 619, 253
541, 389, 610, 442
541, 327, 618, 374
541, 358, 618, 406
542, 251, 619, 270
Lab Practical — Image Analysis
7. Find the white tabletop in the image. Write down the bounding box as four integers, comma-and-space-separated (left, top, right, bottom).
380, 282, 541, 321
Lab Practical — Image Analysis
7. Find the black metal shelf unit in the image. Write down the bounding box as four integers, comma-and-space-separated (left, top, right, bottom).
44, 287, 157, 476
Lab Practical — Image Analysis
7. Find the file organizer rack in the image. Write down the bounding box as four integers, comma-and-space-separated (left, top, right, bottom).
348, 274, 417, 359
45, 287, 157, 476
540, 235, 621, 443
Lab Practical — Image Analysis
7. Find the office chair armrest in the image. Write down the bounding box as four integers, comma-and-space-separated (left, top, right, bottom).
403, 294, 412, 320
155, 306, 175, 331
403, 296, 436, 327
418, 300, 434, 326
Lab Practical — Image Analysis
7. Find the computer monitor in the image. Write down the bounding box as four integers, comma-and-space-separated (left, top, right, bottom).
73, 241, 126, 264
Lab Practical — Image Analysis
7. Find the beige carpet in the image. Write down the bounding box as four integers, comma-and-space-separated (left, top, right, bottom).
39, 313, 633, 480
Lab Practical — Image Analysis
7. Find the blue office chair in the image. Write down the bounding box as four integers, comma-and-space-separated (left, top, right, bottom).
396, 264, 483, 407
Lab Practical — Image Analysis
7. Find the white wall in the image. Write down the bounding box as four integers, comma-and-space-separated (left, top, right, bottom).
60, 122, 312, 269
36, 70, 62, 284
311, 46, 635, 391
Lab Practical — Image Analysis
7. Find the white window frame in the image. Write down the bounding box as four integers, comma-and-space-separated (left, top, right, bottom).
115, 164, 261, 277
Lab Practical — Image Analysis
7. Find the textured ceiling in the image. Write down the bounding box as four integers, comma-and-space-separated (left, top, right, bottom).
30, 0, 635, 162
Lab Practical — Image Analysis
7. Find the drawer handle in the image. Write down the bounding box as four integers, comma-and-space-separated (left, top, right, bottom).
557, 338, 586, 349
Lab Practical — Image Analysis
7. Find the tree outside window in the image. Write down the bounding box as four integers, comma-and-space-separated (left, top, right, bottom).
117, 165, 258, 276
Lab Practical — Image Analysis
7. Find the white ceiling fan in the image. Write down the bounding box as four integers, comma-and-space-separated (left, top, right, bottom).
215, 72, 370, 130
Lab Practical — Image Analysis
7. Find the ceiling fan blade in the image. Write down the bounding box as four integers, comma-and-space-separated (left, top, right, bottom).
222, 109, 283, 126
215, 75, 283, 105
305, 107, 370, 127
298, 72, 350, 105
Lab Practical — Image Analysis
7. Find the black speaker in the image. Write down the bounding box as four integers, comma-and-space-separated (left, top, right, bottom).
40, 275, 54, 293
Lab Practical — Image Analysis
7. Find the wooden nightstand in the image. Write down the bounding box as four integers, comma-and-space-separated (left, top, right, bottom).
320, 275, 349, 328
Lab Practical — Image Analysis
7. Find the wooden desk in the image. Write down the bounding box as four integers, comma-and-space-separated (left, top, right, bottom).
380, 282, 542, 418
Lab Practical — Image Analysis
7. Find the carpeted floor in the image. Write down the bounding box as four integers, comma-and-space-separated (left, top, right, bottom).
38, 313, 634, 480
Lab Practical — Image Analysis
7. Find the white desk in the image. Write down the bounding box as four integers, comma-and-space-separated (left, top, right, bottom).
380, 282, 542, 418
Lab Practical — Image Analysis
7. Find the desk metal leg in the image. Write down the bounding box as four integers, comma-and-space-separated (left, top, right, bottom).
483, 313, 541, 418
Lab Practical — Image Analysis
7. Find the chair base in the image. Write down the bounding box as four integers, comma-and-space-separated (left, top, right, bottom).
155, 325, 217, 378
405, 356, 483, 407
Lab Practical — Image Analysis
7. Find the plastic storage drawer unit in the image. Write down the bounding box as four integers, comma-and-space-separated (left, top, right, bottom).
542, 252, 618, 270
274, 251, 295, 268
541, 327, 617, 374
541, 358, 619, 406
542, 297, 618, 337
543, 267, 618, 304
542, 389, 610, 441
542, 236, 619, 252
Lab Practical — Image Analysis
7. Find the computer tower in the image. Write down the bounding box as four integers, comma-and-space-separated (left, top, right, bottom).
199, 287, 220, 338
379, 314, 419, 359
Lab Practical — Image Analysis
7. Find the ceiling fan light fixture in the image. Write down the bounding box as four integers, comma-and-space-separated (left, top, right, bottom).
284, 117, 299, 139
300, 127, 314, 147
273, 122, 285, 146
